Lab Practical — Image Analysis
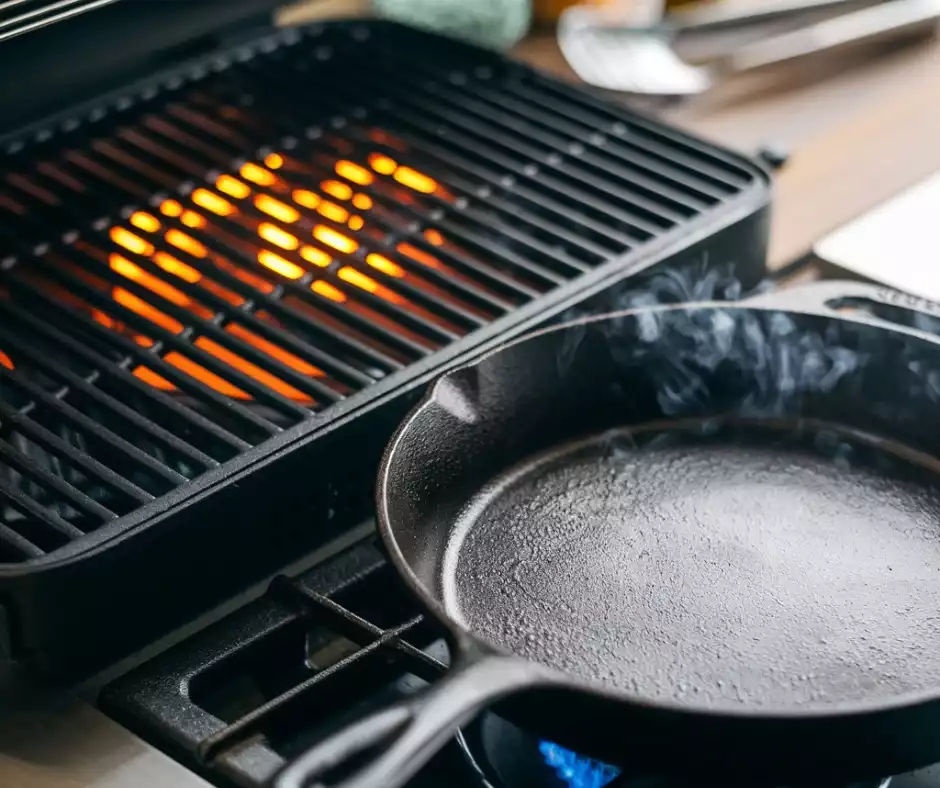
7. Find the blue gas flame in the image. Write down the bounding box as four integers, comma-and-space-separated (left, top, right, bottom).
539, 741, 621, 788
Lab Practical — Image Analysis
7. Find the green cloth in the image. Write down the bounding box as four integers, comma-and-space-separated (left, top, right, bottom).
372, 0, 531, 50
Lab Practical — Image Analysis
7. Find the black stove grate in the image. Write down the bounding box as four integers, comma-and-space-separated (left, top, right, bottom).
101, 540, 468, 788
0, 22, 760, 565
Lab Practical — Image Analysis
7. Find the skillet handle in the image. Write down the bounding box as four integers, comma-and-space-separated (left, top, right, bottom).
744, 280, 940, 336
271, 654, 552, 788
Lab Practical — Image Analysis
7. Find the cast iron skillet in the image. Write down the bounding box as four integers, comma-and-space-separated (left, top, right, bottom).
275, 281, 940, 788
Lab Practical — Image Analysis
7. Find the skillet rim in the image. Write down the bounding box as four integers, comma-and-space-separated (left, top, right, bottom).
375, 298, 940, 721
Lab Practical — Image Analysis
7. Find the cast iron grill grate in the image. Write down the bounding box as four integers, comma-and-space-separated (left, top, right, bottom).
0, 21, 760, 564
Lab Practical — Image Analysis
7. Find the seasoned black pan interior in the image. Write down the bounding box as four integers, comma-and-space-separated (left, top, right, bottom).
442, 421, 940, 711
384, 304, 940, 717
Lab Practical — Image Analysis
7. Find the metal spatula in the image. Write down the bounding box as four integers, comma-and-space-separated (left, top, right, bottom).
559, 0, 940, 95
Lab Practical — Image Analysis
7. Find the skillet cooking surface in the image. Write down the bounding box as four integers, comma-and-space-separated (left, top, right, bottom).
441, 423, 940, 710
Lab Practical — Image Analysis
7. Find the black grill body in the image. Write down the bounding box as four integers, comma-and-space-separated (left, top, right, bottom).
0, 20, 769, 675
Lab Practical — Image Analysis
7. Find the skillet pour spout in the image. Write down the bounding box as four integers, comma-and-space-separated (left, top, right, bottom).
274, 281, 940, 788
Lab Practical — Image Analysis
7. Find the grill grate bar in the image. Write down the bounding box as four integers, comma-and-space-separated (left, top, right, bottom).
0, 321, 221, 470
97, 240, 345, 408
1, 300, 252, 457
516, 72, 755, 191
497, 81, 738, 199
0, 397, 153, 505
31, 246, 312, 421
224, 174, 486, 331
3, 303, 251, 456
150, 209, 423, 370
5, 272, 282, 442
0, 364, 188, 491
299, 71, 666, 240
153, 207, 437, 362
293, 54, 684, 230
456, 82, 728, 206
0, 521, 44, 559
371, 50, 735, 205
141, 113, 492, 341
0, 475, 87, 541
188, 83, 557, 302
0, 439, 116, 522
241, 61, 598, 279
197, 178, 468, 343
145, 211, 403, 379
192, 82, 642, 255
346, 137, 623, 261
97, 125, 455, 355
171, 94, 612, 270
350, 44, 717, 214
186, 108, 540, 310
360, 119, 637, 253
328, 139, 601, 274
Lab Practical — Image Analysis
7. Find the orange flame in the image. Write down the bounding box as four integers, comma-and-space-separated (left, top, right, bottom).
164, 351, 249, 399
240, 162, 276, 186
321, 180, 352, 201
227, 323, 323, 378
216, 175, 251, 200
180, 210, 206, 229
192, 188, 235, 216
338, 267, 403, 304
160, 199, 184, 217
314, 226, 358, 255
292, 189, 321, 210
153, 251, 201, 284
394, 166, 437, 194
113, 289, 183, 335
317, 201, 349, 224
311, 280, 347, 302
194, 336, 312, 403
166, 229, 207, 258
130, 212, 161, 233
258, 223, 300, 251
366, 253, 404, 278
111, 227, 154, 257
397, 242, 444, 271
424, 229, 445, 246
335, 160, 373, 185
255, 194, 300, 223
258, 249, 304, 280
368, 153, 398, 175
133, 365, 175, 391
300, 246, 332, 268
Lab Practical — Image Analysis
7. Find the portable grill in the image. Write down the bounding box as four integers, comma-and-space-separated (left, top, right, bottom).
0, 1, 770, 675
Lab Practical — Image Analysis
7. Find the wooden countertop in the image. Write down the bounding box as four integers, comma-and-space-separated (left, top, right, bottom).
285, 1, 940, 271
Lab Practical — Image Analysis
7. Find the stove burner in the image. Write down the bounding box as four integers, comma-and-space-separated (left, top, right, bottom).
459, 712, 621, 788
459, 712, 896, 788
539, 742, 621, 788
